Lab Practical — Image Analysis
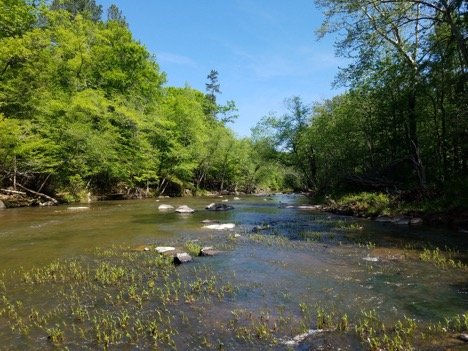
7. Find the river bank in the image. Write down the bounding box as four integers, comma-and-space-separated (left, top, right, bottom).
317, 191, 468, 230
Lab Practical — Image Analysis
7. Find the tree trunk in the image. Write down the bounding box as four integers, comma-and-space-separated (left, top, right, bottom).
13, 156, 17, 191
407, 90, 426, 188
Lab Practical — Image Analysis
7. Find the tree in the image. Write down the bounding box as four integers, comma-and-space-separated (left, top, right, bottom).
316, 0, 429, 187
50, 0, 102, 22
107, 4, 126, 25
205, 69, 220, 103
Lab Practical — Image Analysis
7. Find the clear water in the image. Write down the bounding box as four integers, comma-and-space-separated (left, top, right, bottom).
0, 194, 466, 350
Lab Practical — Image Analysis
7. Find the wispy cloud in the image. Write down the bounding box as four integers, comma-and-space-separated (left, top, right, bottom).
235, 0, 277, 25
156, 52, 197, 67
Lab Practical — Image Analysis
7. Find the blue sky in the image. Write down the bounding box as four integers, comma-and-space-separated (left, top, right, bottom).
97, 0, 346, 136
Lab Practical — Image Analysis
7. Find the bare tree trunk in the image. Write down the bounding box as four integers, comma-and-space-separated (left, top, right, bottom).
13, 156, 17, 191
407, 90, 426, 188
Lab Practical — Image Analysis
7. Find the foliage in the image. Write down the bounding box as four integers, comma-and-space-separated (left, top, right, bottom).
0, 1, 259, 199
336, 192, 392, 217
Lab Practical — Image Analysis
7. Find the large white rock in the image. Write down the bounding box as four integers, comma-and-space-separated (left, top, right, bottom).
175, 205, 195, 213
203, 223, 236, 230
156, 246, 176, 253
158, 204, 174, 210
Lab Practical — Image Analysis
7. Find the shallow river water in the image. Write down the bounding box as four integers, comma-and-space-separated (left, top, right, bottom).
0, 195, 467, 350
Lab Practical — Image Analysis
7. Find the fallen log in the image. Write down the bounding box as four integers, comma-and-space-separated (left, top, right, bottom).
0, 188, 27, 196
15, 183, 59, 204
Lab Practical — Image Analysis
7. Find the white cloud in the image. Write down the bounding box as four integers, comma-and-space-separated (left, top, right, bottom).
156, 52, 197, 67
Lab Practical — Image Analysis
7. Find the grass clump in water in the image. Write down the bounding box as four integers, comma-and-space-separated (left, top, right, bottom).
184, 241, 202, 256
419, 247, 466, 269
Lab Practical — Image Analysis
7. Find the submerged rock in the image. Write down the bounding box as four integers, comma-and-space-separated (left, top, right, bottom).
175, 205, 195, 213
282, 329, 324, 346
0, 200, 5, 209
203, 223, 236, 230
375, 215, 423, 225
362, 256, 379, 262
67, 206, 90, 210
206, 203, 234, 211
201, 219, 220, 224
158, 204, 174, 211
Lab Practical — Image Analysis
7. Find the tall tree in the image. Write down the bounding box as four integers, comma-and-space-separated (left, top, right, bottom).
50, 0, 102, 22
107, 3, 126, 25
316, 0, 436, 188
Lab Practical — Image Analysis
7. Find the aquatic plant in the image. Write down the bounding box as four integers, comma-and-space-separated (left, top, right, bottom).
184, 241, 202, 256
419, 247, 466, 269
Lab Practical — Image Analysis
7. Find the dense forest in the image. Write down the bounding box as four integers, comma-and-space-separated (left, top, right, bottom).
0, 0, 467, 214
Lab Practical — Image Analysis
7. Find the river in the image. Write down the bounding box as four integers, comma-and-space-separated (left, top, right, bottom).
0, 194, 467, 350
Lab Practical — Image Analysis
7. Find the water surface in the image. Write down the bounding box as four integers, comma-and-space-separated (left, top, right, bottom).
0, 195, 466, 350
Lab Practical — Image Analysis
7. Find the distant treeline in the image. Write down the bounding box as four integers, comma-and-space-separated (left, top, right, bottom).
0, 0, 466, 205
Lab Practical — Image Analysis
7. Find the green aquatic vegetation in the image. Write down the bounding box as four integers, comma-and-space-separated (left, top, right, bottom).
419, 247, 466, 269
184, 241, 202, 256
298, 231, 323, 241
316, 306, 335, 330
22, 260, 89, 284
46, 325, 64, 344
95, 262, 127, 285
355, 310, 419, 351
357, 241, 376, 249
248, 233, 293, 247
336, 220, 364, 231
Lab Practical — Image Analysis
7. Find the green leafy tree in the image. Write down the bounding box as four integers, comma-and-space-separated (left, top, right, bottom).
50, 0, 102, 22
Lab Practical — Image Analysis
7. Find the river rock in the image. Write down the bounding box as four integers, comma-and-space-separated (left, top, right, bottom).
282, 329, 323, 346
156, 246, 176, 253
233, 197, 241, 200
375, 215, 394, 223
409, 217, 423, 225
200, 246, 221, 256
362, 256, 379, 262
174, 252, 192, 264
67, 206, 90, 210
201, 219, 220, 224
296, 205, 322, 210
0, 200, 5, 209
203, 223, 236, 230
459, 333, 468, 342
175, 205, 194, 213
252, 224, 271, 232
158, 204, 174, 211
206, 203, 234, 211
392, 216, 410, 225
